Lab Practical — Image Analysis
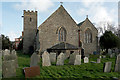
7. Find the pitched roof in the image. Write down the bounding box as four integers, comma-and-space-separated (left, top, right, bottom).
38, 5, 77, 29
48, 42, 79, 50
77, 21, 85, 26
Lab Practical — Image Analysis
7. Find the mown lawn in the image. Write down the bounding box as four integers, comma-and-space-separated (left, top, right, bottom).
12, 51, 120, 79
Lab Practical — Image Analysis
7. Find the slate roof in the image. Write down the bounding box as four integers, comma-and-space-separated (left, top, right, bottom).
77, 21, 85, 27
48, 42, 79, 50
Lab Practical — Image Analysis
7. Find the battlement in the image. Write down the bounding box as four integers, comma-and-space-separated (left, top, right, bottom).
24, 10, 37, 15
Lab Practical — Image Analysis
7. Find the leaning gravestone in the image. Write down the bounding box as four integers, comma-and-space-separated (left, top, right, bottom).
49, 52, 56, 63
30, 52, 40, 67
2, 60, 16, 78
84, 57, 89, 63
74, 55, 81, 65
97, 58, 101, 63
104, 62, 112, 72
56, 53, 65, 66
69, 52, 79, 65
114, 54, 120, 72
108, 49, 112, 55
42, 51, 51, 66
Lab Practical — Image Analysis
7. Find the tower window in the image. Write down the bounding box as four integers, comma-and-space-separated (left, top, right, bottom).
58, 27, 66, 42
30, 17, 32, 22
84, 28, 92, 43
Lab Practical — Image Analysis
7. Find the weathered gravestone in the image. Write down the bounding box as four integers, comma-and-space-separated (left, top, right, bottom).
24, 66, 40, 78
97, 58, 101, 63
3, 49, 10, 57
108, 49, 112, 54
104, 62, 112, 72
69, 52, 79, 65
84, 57, 89, 63
2, 60, 16, 78
11, 50, 16, 55
49, 52, 56, 63
56, 53, 65, 65
3, 50, 18, 68
74, 55, 81, 65
115, 48, 119, 54
30, 52, 40, 67
114, 54, 120, 72
42, 51, 51, 66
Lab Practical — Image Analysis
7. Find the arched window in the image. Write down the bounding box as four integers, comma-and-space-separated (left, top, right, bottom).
85, 28, 92, 43
58, 27, 66, 42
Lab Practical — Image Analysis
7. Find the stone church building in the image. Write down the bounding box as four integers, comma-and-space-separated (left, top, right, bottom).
23, 5, 98, 56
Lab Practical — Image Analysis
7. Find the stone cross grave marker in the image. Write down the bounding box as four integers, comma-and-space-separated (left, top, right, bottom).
42, 51, 51, 66
56, 52, 65, 65
104, 62, 112, 72
49, 52, 56, 63
69, 52, 79, 65
115, 54, 120, 72
74, 55, 81, 65
2, 60, 16, 78
84, 57, 89, 63
30, 52, 40, 67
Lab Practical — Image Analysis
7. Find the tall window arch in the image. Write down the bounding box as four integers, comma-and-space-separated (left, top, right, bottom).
84, 28, 92, 43
58, 27, 66, 42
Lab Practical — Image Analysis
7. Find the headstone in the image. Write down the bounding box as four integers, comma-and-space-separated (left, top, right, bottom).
115, 54, 120, 72
42, 51, 51, 66
56, 52, 65, 65
74, 55, 81, 65
97, 58, 101, 63
11, 50, 16, 55
69, 52, 79, 65
24, 66, 40, 78
3, 49, 10, 57
84, 57, 89, 63
115, 48, 119, 54
99, 56, 101, 58
108, 49, 112, 54
2, 60, 16, 78
102, 55, 106, 58
30, 52, 40, 67
49, 52, 56, 63
104, 62, 112, 72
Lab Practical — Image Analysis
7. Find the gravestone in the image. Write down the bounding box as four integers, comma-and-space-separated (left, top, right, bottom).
108, 49, 112, 54
3, 49, 10, 57
84, 57, 89, 63
115, 48, 119, 54
56, 52, 65, 65
104, 62, 112, 72
11, 50, 16, 55
115, 54, 120, 72
99, 56, 102, 59
74, 55, 81, 65
69, 52, 79, 65
30, 52, 40, 67
102, 55, 106, 58
97, 58, 101, 63
2, 60, 16, 78
49, 52, 56, 63
42, 51, 51, 66
24, 66, 40, 78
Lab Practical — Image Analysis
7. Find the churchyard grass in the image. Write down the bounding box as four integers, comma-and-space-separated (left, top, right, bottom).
15, 51, 120, 79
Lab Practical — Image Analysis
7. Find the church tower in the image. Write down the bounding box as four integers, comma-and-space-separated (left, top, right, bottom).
23, 10, 37, 54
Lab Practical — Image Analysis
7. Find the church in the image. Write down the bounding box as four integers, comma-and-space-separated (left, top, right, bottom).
23, 5, 98, 57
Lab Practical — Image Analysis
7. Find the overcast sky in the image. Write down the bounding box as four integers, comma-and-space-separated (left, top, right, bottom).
0, 0, 119, 41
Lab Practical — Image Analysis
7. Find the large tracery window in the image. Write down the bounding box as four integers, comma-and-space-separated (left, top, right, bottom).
85, 28, 92, 43
58, 27, 66, 42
